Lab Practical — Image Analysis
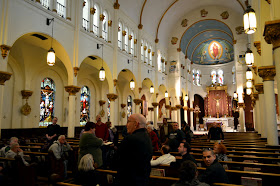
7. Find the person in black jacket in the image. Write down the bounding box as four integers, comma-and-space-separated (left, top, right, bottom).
118, 114, 153, 186
207, 122, 224, 143
198, 148, 229, 185
171, 142, 196, 168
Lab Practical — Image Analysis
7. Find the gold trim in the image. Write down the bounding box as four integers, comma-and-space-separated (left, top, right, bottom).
252, 66, 257, 74
155, 38, 159, 43
113, 0, 120, 9
73, 67, 79, 77
90, 8, 96, 15
107, 93, 118, 101
238, 103, 245, 108
253, 93, 259, 100
133, 99, 142, 105
254, 41, 261, 56
258, 66, 276, 81
165, 105, 171, 109
21, 90, 33, 99
21, 101, 31, 116
255, 83, 264, 94
148, 107, 154, 111
0, 71, 12, 85
176, 105, 182, 109
129, 35, 133, 40
66, 17, 71, 21
122, 30, 126, 36
113, 79, 118, 87
177, 48, 181, 52
108, 20, 112, 27
64, 85, 81, 96
121, 103, 126, 108
171, 106, 177, 111
206, 84, 227, 94
139, 0, 147, 29
152, 102, 159, 107
139, 87, 142, 94
99, 100, 106, 106
265, 0, 271, 4
183, 106, 188, 110
100, 14, 105, 21
264, 20, 280, 50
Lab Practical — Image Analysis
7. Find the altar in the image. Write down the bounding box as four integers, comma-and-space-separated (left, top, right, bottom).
203, 117, 234, 131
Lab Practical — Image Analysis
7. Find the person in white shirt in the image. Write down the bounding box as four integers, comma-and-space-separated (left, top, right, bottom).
5, 143, 29, 166
150, 145, 176, 166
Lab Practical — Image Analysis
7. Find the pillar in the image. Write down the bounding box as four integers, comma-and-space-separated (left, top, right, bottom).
133, 99, 142, 114
255, 98, 262, 135
252, 93, 260, 133
152, 102, 159, 129
255, 84, 267, 138
258, 66, 278, 145
65, 85, 80, 138
176, 105, 182, 127
238, 103, 246, 132
107, 93, 118, 127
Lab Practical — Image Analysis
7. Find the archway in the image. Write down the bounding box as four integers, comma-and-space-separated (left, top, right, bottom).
193, 94, 205, 130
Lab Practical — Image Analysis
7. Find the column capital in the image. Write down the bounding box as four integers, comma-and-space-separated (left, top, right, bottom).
258, 66, 276, 81
252, 93, 259, 100
107, 93, 118, 101
152, 102, 159, 107
21, 90, 33, 99
99, 100, 106, 106
252, 65, 258, 74
148, 107, 154, 111
238, 103, 245, 108
0, 71, 12, 85
165, 105, 171, 109
255, 83, 264, 94
64, 85, 81, 95
263, 20, 280, 50
253, 41, 261, 56
171, 106, 177, 111
183, 106, 188, 110
0, 45, 11, 59
133, 98, 142, 105
175, 105, 182, 109
73, 67, 79, 77
120, 103, 126, 108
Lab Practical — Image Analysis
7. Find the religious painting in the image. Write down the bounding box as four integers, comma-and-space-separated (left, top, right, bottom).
107, 99, 110, 122
39, 78, 55, 126
208, 41, 223, 60
80, 86, 90, 125
211, 71, 217, 84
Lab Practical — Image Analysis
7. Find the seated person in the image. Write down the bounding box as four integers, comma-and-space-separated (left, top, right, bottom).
151, 145, 176, 166
172, 160, 209, 186
5, 143, 29, 166
48, 135, 72, 178
167, 122, 186, 152
75, 154, 97, 186
147, 124, 159, 151
213, 142, 228, 161
0, 137, 18, 157
207, 122, 224, 143
171, 142, 196, 167
198, 148, 229, 185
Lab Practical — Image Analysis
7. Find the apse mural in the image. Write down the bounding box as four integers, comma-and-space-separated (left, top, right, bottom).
40, 78, 55, 126
192, 39, 233, 65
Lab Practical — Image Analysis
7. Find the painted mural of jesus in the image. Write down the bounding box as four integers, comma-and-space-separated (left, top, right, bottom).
209, 41, 222, 60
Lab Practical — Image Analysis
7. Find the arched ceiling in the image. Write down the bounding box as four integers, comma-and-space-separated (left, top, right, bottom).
118, 0, 245, 47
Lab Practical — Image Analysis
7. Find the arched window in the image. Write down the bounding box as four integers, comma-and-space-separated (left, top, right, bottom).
80, 86, 90, 125
162, 57, 166, 73
196, 70, 201, 86
141, 40, 144, 62
93, 4, 99, 35
131, 32, 134, 55
218, 69, 224, 84
102, 11, 108, 41
118, 22, 122, 49
40, 78, 55, 126
40, 0, 50, 10
127, 95, 132, 118
57, 0, 66, 18
145, 43, 148, 63
211, 70, 217, 84
149, 46, 152, 66
192, 69, 196, 85
232, 66, 236, 84
82, 0, 89, 31
107, 99, 110, 121
124, 27, 128, 52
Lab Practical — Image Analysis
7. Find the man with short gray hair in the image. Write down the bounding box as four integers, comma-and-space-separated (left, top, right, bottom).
5, 143, 29, 166
0, 137, 19, 157
118, 114, 153, 186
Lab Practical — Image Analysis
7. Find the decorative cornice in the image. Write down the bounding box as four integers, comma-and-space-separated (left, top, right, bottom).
73, 67, 79, 77
255, 83, 264, 94
108, 20, 112, 27
152, 102, 159, 107
171, 106, 177, 111
258, 66, 276, 81
64, 85, 81, 96
133, 99, 142, 105
263, 20, 280, 50
254, 41, 261, 55
176, 105, 182, 109
183, 106, 188, 110
107, 93, 118, 101
0, 45, 11, 59
121, 103, 126, 108
0, 71, 12, 85
165, 105, 171, 109
21, 90, 33, 99
90, 7, 96, 15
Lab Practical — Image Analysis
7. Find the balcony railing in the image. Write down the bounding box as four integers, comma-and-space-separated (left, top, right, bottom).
93, 24, 99, 36
82, 18, 89, 31
40, 0, 50, 10
118, 40, 122, 49
57, 2, 66, 18
102, 30, 107, 41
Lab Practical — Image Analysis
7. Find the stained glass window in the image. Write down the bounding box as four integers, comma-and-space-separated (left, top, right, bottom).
118, 22, 122, 49
192, 69, 196, 85
40, 78, 55, 126
80, 86, 90, 125
127, 95, 132, 118
232, 66, 236, 84
218, 69, 224, 84
211, 70, 217, 84
107, 99, 110, 121
196, 70, 201, 86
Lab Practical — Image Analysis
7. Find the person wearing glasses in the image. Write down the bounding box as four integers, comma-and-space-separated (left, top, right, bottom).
118, 114, 153, 186
199, 148, 229, 185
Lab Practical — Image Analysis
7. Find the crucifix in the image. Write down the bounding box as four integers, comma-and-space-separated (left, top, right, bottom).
213, 94, 221, 118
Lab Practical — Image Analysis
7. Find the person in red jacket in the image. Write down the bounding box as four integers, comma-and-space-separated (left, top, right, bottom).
95, 115, 109, 141
147, 124, 159, 151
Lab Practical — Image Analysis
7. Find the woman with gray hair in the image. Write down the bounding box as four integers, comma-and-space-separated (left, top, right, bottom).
75, 154, 97, 186
147, 124, 159, 151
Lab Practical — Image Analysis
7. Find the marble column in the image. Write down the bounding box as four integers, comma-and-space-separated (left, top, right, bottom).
252, 93, 260, 133
65, 85, 80, 138
107, 93, 118, 127
258, 66, 278, 145
189, 108, 194, 131
255, 98, 262, 135
133, 98, 142, 114
176, 105, 182, 127
238, 103, 246, 132
171, 107, 177, 122
183, 106, 188, 124
255, 84, 267, 138
152, 102, 159, 129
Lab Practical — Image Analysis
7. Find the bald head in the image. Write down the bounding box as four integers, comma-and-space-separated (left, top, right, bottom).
127, 114, 147, 134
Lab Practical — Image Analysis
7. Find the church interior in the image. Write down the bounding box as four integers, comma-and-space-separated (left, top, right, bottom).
0, 0, 280, 185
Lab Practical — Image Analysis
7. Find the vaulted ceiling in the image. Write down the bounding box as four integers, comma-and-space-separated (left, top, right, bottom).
118, 0, 246, 49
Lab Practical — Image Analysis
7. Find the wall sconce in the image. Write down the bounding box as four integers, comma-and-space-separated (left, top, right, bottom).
165, 91, 168, 98
97, 44, 105, 81
150, 85, 154, 94
185, 94, 189, 101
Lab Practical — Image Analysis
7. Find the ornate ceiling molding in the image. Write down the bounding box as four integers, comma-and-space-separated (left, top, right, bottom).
254, 83, 264, 94
263, 20, 280, 50
64, 85, 81, 96
155, 0, 179, 43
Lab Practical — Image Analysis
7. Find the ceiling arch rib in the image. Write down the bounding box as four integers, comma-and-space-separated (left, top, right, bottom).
138, 0, 147, 29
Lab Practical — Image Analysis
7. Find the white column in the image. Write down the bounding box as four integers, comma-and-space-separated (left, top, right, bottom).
109, 100, 116, 127
258, 92, 267, 138
68, 95, 76, 137
153, 105, 158, 129
52, 0, 57, 12
238, 103, 246, 132
255, 99, 262, 135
